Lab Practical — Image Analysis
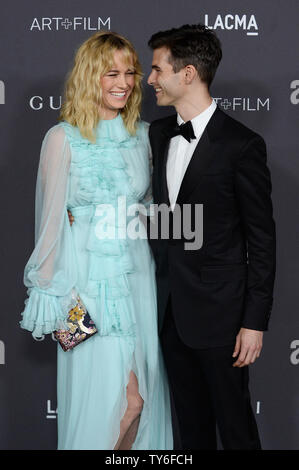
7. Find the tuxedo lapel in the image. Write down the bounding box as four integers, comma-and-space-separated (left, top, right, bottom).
159, 137, 170, 205
175, 107, 226, 206
175, 129, 211, 206
155, 116, 177, 205
153, 107, 227, 207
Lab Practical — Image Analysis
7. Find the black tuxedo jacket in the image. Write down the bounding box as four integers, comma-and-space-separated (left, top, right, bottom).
148, 106, 276, 349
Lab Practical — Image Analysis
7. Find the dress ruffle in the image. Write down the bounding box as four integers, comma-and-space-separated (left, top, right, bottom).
20, 287, 77, 338
60, 117, 144, 338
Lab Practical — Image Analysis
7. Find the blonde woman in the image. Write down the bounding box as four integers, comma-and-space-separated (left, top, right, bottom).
20, 32, 173, 450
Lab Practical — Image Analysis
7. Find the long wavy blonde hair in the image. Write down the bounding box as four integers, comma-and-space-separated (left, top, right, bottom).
59, 31, 143, 142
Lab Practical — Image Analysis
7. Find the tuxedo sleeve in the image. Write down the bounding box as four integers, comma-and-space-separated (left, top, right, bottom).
235, 135, 276, 331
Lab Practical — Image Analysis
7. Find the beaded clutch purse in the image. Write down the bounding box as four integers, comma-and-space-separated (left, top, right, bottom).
54, 295, 97, 352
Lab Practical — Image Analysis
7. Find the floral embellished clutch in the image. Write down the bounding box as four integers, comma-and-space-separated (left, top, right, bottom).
54, 295, 97, 351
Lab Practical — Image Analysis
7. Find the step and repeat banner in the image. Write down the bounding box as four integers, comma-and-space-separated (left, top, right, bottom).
1, 0, 298, 450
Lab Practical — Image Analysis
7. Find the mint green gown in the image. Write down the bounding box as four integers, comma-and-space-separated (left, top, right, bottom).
20, 114, 173, 450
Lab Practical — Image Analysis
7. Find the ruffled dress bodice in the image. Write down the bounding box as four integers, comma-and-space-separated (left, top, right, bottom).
64, 114, 150, 208
62, 116, 151, 336
20, 115, 152, 338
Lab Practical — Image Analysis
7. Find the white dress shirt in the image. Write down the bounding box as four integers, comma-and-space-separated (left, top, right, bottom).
166, 99, 217, 210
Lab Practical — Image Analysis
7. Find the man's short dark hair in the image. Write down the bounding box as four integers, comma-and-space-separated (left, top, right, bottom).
148, 24, 222, 88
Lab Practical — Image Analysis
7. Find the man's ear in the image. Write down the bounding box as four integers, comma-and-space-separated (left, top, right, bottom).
184, 65, 197, 84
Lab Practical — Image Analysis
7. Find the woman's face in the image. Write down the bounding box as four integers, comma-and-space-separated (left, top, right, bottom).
99, 49, 135, 119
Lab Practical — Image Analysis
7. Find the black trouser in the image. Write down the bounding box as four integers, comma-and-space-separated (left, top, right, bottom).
160, 299, 261, 450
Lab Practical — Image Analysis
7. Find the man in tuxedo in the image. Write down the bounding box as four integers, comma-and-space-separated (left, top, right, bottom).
147, 24, 276, 449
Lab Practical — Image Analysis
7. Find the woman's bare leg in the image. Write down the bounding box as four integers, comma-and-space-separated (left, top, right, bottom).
113, 371, 144, 450
117, 415, 141, 450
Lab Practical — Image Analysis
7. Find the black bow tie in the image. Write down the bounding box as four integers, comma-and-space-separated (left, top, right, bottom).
166, 120, 196, 143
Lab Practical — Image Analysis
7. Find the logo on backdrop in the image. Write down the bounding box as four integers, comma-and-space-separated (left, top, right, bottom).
29, 95, 270, 112
0, 341, 5, 365
29, 96, 62, 110
290, 80, 299, 104
290, 340, 299, 365
46, 400, 57, 419
204, 14, 259, 36
30, 17, 111, 31
214, 97, 270, 112
0, 81, 5, 104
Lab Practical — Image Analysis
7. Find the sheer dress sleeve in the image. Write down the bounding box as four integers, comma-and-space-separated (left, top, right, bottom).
20, 125, 78, 338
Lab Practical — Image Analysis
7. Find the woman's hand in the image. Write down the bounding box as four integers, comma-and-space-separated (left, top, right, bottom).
67, 210, 75, 226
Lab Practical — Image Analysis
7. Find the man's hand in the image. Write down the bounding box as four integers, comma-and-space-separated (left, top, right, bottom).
232, 328, 263, 367
67, 210, 74, 226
